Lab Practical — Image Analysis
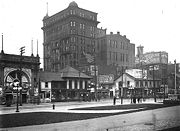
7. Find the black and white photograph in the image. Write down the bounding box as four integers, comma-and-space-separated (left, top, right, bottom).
0, 0, 180, 130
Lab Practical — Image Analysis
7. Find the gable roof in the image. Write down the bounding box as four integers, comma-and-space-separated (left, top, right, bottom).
114, 72, 161, 82
60, 66, 92, 79
114, 73, 135, 81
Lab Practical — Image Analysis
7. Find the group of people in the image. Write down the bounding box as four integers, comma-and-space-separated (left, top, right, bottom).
132, 96, 142, 104
113, 95, 143, 105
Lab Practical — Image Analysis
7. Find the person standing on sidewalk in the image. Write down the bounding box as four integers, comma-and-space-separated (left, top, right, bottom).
113, 96, 116, 105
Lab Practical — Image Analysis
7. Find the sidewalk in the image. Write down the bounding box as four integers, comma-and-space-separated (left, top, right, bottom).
0, 98, 158, 115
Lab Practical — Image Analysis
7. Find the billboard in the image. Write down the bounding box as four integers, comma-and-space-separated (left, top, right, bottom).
126, 69, 147, 79
141, 51, 168, 65
98, 74, 114, 84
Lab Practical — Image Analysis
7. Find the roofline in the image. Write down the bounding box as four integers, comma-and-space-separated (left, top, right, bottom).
43, 5, 98, 22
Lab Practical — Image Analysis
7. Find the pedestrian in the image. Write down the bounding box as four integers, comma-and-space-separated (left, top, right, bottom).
137, 96, 140, 103
133, 96, 136, 104
113, 96, 116, 105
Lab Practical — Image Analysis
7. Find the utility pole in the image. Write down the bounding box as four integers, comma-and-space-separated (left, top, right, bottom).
141, 62, 143, 100
94, 53, 97, 101
121, 66, 124, 104
19, 46, 25, 106
152, 65, 156, 102
174, 60, 177, 95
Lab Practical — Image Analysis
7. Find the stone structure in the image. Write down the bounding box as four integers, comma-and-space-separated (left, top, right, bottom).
0, 51, 40, 104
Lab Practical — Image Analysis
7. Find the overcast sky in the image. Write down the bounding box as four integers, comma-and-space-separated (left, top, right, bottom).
1, 0, 180, 67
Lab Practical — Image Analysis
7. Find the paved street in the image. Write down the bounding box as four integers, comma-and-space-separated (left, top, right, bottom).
0, 98, 180, 131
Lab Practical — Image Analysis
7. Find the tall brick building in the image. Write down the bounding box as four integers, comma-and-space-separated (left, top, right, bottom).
42, 1, 135, 78
42, 1, 99, 72
96, 32, 135, 73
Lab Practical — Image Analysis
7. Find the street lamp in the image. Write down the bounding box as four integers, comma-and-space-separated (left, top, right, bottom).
13, 79, 22, 112
19, 46, 25, 106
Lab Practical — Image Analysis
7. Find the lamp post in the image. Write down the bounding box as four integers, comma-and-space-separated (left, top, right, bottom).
19, 46, 25, 106
13, 79, 21, 112
152, 65, 157, 102
120, 66, 124, 104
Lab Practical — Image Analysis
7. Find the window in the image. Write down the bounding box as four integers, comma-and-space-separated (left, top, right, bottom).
126, 54, 129, 62
92, 16, 95, 20
109, 51, 111, 60
115, 52, 117, 61
74, 80, 77, 89
70, 21, 76, 26
69, 80, 72, 89
71, 21, 73, 26
136, 81, 139, 87
127, 81, 130, 86
45, 82, 48, 88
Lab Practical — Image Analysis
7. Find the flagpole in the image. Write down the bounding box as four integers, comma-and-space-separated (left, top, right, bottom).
1, 33, 4, 53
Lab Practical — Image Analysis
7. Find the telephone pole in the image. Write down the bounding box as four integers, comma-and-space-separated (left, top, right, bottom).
174, 60, 177, 95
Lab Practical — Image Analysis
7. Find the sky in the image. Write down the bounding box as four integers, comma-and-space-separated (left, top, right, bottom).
0, 0, 180, 68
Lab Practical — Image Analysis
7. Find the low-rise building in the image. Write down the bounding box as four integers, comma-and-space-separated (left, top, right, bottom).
114, 69, 161, 99
39, 66, 92, 102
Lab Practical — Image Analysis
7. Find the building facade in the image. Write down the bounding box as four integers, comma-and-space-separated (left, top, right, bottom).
114, 69, 161, 99
41, 2, 136, 98
96, 32, 135, 69
42, 1, 99, 72
39, 66, 92, 102
0, 51, 40, 105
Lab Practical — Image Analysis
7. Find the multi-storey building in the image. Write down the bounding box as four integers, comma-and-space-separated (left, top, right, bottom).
42, 1, 99, 72
97, 32, 135, 67
41, 2, 136, 98
96, 31, 135, 76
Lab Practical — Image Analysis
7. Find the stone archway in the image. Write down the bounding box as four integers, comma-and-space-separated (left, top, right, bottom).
5, 69, 31, 88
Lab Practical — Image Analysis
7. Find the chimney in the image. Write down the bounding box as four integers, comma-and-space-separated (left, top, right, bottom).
110, 32, 113, 35
117, 31, 120, 35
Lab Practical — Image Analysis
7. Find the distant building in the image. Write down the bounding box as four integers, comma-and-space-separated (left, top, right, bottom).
167, 62, 180, 94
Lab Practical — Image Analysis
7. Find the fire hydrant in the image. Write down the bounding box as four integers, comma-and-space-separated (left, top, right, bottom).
52, 103, 55, 110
